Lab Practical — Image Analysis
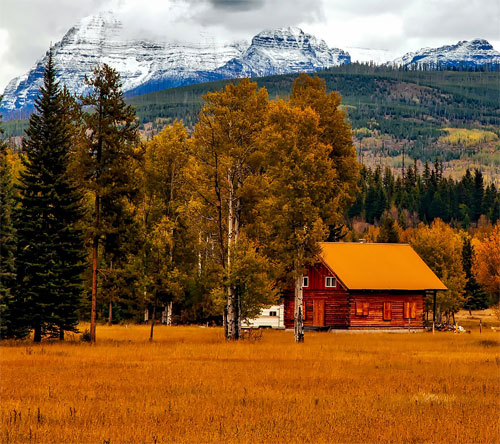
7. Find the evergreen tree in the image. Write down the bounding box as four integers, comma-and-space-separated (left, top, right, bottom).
78, 64, 139, 343
462, 236, 488, 311
472, 169, 484, 221
377, 216, 400, 243
15, 50, 85, 342
0, 99, 24, 339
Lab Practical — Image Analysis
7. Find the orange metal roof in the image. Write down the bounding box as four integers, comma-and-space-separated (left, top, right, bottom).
319, 242, 447, 291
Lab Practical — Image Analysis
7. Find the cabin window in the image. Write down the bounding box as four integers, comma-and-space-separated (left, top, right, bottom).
404, 302, 417, 319
383, 302, 392, 321
302, 276, 309, 288
356, 302, 369, 316
325, 276, 337, 288
269, 311, 277, 317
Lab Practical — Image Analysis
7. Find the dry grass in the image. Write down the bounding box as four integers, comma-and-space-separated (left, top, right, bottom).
1, 325, 499, 444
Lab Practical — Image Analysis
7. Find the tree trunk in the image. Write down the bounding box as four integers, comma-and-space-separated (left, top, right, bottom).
227, 287, 239, 339
197, 231, 202, 277
294, 276, 304, 343
59, 328, 64, 341
108, 301, 113, 326
149, 292, 157, 342
225, 171, 240, 340
90, 193, 100, 344
33, 325, 42, 343
166, 301, 173, 326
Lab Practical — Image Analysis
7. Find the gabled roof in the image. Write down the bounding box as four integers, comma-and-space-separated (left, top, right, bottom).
319, 242, 447, 291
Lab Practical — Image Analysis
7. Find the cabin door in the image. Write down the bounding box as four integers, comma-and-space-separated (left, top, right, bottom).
313, 300, 325, 326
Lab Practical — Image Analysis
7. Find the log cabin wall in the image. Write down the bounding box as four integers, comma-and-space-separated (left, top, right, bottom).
283, 263, 350, 329
348, 292, 424, 329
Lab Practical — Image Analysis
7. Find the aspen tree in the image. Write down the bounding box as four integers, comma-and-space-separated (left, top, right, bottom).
191, 79, 268, 340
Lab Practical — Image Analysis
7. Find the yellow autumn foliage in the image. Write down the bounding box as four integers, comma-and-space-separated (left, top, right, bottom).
473, 222, 500, 302
439, 128, 498, 147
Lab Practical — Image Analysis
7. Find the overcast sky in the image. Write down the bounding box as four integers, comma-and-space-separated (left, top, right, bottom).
1, 0, 499, 92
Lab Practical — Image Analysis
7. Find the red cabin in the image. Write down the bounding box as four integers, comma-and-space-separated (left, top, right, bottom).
283, 242, 447, 330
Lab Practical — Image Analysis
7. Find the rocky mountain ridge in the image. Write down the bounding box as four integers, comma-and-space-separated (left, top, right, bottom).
391, 39, 500, 68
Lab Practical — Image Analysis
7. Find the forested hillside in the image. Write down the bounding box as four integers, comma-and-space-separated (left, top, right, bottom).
129, 65, 500, 181
4, 65, 499, 182
130, 65, 500, 134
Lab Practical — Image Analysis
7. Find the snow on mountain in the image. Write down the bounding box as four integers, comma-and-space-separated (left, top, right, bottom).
218, 27, 350, 78
390, 39, 500, 68
1, 11, 246, 114
345, 47, 396, 65
1, 16, 349, 116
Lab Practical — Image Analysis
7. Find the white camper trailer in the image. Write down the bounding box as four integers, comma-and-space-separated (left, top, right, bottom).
242, 304, 285, 329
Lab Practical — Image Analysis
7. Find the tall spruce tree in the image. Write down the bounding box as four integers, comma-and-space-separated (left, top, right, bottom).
78, 64, 138, 343
462, 235, 488, 311
15, 50, 85, 342
0, 99, 24, 339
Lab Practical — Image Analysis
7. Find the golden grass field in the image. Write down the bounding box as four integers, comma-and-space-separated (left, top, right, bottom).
1, 315, 499, 444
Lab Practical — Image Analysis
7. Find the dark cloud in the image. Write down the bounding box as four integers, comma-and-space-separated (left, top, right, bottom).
208, 0, 264, 11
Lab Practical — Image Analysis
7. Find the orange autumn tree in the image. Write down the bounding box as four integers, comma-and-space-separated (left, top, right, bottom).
256, 87, 359, 342
473, 222, 500, 304
191, 79, 272, 340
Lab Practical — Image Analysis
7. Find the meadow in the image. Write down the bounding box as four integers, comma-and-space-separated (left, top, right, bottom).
1, 319, 499, 444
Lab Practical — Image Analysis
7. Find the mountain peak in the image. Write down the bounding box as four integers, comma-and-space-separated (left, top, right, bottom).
391, 38, 500, 67
218, 27, 349, 78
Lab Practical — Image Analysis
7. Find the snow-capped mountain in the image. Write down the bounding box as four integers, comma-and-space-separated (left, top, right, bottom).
218, 27, 350, 78
1, 12, 247, 113
391, 39, 500, 68
0, 14, 348, 116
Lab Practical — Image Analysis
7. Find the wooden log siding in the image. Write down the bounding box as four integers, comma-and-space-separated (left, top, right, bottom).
349, 293, 424, 329
284, 262, 350, 329
282, 260, 426, 330
284, 293, 350, 329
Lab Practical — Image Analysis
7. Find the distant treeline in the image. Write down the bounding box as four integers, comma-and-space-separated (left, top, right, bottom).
348, 161, 500, 226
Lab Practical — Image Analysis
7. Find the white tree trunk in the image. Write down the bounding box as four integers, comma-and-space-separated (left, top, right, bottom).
166, 301, 173, 325
294, 276, 304, 343
226, 170, 240, 340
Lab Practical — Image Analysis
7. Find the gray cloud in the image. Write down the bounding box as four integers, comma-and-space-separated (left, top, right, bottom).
0, 0, 103, 91
195, 0, 324, 36
317, 0, 500, 53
